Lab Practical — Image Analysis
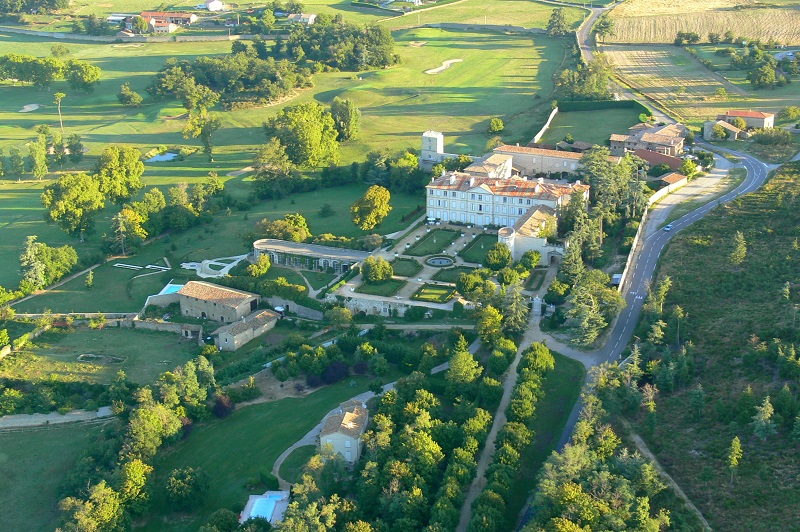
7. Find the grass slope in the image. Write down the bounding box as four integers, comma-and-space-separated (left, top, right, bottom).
631, 162, 800, 531
0, 423, 103, 532
539, 108, 643, 146
142, 376, 376, 531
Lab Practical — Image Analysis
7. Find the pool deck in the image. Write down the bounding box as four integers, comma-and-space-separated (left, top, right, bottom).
239, 490, 290, 525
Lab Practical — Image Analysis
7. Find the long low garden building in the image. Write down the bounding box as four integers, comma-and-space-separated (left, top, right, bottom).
213, 309, 280, 351
253, 239, 372, 273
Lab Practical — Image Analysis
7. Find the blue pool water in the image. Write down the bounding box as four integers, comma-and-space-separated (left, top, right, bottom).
251, 494, 284, 520
160, 284, 183, 295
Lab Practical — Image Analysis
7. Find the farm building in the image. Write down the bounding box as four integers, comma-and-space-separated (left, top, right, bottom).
212, 309, 279, 351
609, 123, 687, 156
320, 399, 369, 464
556, 140, 596, 153
419, 130, 474, 169
176, 281, 259, 323
151, 21, 178, 33
492, 144, 622, 177
703, 120, 745, 141
425, 172, 589, 227
717, 110, 774, 130
253, 239, 371, 273
287, 13, 316, 24
658, 172, 689, 192
141, 11, 198, 25
497, 205, 565, 265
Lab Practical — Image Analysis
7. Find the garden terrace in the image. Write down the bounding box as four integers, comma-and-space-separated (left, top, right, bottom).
432, 266, 475, 284
458, 233, 497, 264
403, 228, 459, 256
390, 258, 423, 277
355, 279, 407, 297
411, 283, 456, 303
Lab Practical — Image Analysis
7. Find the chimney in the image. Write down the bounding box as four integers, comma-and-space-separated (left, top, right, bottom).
469, 177, 475, 187
449, 174, 456, 185
516, 142, 520, 147
537, 177, 544, 184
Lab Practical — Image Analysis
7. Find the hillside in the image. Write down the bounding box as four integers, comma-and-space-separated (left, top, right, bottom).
627, 162, 800, 530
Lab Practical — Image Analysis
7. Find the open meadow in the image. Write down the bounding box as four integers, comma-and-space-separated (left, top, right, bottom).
1, 327, 201, 385
538, 107, 643, 146
607, 0, 800, 44
628, 163, 800, 531
602, 44, 800, 124
0, 423, 104, 532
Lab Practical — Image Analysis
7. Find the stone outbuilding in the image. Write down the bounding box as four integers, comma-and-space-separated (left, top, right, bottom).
177, 281, 259, 323
498, 205, 565, 265
253, 239, 371, 274
213, 309, 279, 351
717, 110, 774, 130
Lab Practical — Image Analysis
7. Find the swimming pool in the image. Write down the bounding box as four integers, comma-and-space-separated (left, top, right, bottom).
250, 493, 284, 521
158, 283, 184, 295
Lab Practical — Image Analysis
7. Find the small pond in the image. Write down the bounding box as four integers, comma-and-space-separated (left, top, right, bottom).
147, 152, 178, 162
426, 256, 454, 267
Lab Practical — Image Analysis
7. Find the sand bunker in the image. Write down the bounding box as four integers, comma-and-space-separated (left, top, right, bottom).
78, 354, 125, 364
111, 43, 144, 48
18, 104, 40, 113
408, 41, 428, 47
425, 59, 463, 75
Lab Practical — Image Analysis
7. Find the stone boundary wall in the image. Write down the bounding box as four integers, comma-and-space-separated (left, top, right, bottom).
0, 25, 257, 43
532, 106, 560, 144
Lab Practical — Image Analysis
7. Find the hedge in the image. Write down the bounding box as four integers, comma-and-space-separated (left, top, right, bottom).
558, 99, 653, 116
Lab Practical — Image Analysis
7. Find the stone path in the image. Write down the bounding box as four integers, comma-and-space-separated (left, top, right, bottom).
0, 406, 113, 430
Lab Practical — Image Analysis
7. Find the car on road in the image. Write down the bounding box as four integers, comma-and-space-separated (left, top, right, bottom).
664, 224, 673, 232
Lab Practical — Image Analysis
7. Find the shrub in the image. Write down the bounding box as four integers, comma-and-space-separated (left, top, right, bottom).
167, 467, 211, 510
259, 469, 279, 490
212, 394, 235, 418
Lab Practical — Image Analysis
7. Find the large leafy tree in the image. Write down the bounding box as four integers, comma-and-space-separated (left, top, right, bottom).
183, 109, 222, 158
264, 102, 339, 168
484, 242, 512, 271
330, 97, 361, 141
546, 7, 569, 36
362, 256, 394, 284
41, 172, 105, 241
28, 133, 48, 181
111, 208, 148, 255
446, 335, 482, 392
95, 146, 145, 205
351, 185, 392, 231
65, 59, 101, 93
59, 480, 126, 532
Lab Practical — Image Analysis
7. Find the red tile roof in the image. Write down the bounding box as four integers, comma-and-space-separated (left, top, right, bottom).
177, 281, 258, 309
494, 144, 583, 159
633, 149, 683, 171
428, 173, 589, 199
660, 172, 687, 185
725, 110, 774, 119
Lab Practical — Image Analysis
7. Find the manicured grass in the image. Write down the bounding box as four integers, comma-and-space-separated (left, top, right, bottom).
0, 28, 566, 290
142, 375, 376, 531
2, 326, 200, 386
302, 271, 339, 291
263, 266, 307, 288
538, 108, 643, 147
390, 258, 423, 277
504, 352, 585, 526
458, 233, 497, 264
411, 283, 456, 303
432, 266, 475, 283
279, 445, 317, 485
0, 423, 103, 532
355, 279, 407, 296
525, 268, 548, 291
380, 0, 586, 31
404, 228, 459, 256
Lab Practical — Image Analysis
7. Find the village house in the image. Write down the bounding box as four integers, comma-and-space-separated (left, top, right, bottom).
287, 13, 316, 24
320, 399, 369, 464
703, 120, 746, 141
151, 21, 178, 33
425, 172, 589, 227
632, 149, 685, 172
609, 123, 687, 156
253, 239, 371, 274
717, 110, 775, 130
176, 281, 259, 323
658, 172, 689, 193
213, 309, 279, 351
555, 140, 596, 153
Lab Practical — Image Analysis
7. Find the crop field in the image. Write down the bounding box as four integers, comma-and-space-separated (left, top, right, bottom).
608, 0, 800, 44
2, 327, 200, 385
379, 0, 586, 31
602, 44, 749, 122
0, 423, 103, 532
538, 108, 642, 146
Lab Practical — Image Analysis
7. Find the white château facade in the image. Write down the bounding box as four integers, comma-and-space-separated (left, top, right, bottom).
425, 172, 589, 227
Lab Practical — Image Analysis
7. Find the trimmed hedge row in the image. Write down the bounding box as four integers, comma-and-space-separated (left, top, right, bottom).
559, 99, 653, 116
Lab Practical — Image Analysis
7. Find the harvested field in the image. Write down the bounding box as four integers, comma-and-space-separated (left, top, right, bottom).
609, 0, 800, 44
602, 44, 746, 122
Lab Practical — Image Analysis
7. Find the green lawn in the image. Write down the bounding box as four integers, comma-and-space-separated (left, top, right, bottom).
504, 352, 585, 526
142, 376, 376, 531
458, 233, 497, 264
279, 445, 317, 485
525, 268, 548, 291
411, 283, 456, 303
356, 279, 407, 296
538, 108, 643, 147
1, 326, 200, 386
0, 423, 103, 532
302, 271, 339, 291
390, 258, 423, 277
432, 265, 474, 283
404, 229, 459, 256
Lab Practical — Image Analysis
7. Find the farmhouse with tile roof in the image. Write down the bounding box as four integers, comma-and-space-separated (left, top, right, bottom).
320, 400, 369, 464
177, 281, 259, 323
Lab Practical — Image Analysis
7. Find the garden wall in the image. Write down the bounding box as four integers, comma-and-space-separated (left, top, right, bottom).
0, 26, 257, 43
532, 106, 560, 144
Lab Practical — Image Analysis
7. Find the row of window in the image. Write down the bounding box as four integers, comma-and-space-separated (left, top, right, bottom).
428, 189, 534, 205
428, 210, 518, 227
428, 199, 528, 215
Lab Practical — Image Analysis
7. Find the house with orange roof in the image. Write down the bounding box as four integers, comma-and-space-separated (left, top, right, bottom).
717, 110, 774, 130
